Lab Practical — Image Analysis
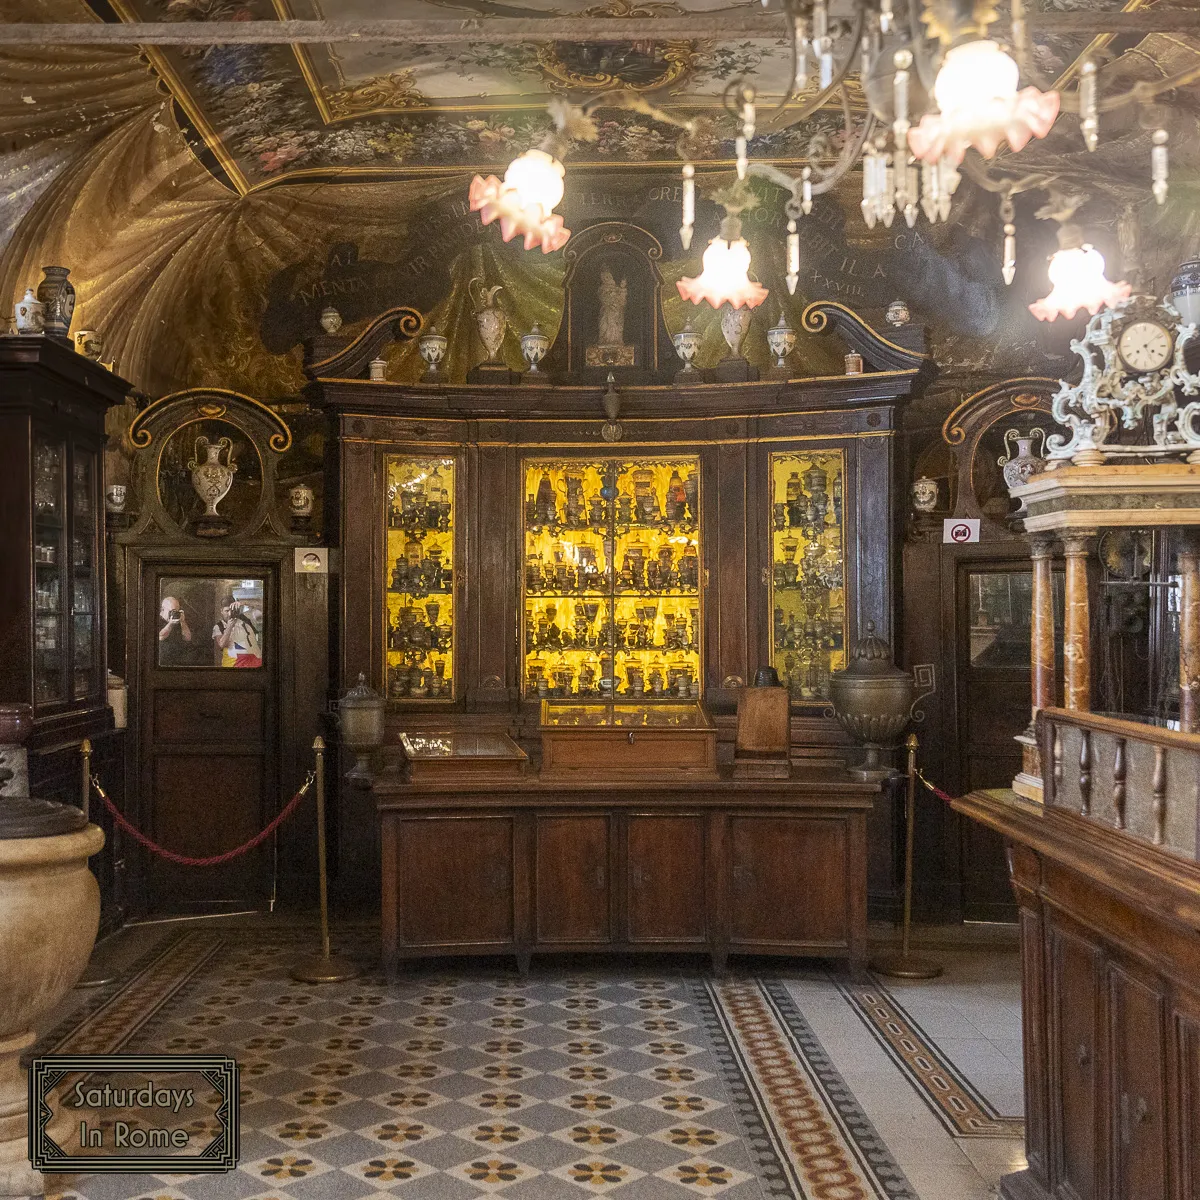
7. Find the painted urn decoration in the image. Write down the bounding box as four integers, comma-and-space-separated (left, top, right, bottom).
188, 435, 237, 537
36, 266, 76, 340
471, 279, 508, 365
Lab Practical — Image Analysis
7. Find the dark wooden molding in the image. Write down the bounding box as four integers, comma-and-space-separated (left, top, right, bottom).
801, 300, 932, 375
302, 306, 424, 380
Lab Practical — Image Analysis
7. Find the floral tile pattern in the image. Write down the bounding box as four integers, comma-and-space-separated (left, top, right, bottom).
41, 927, 918, 1198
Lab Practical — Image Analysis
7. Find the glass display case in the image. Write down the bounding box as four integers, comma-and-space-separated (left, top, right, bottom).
384, 455, 456, 701
769, 449, 846, 701
32, 434, 102, 709
398, 730, 528, 782
523, 456, 701, 699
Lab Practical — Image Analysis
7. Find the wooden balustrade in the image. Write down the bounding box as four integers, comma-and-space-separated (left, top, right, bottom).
1037, 706, 1200, 861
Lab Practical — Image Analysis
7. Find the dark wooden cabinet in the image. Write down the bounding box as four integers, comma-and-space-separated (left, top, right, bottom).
377, 776, 875, 977
957, 770, 1200, 1200
626, 814, 708, 945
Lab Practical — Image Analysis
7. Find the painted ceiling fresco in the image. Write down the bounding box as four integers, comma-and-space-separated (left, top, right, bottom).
81, 0, 1138, 193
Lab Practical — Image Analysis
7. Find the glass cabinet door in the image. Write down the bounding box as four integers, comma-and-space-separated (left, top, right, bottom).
769, 449, 846, 701
383, 455, 455, 700
523, 456, 702, 699
71, 449, 100, 700
32, 434, 67, 706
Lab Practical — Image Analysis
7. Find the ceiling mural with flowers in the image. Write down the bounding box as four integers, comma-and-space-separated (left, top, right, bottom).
2, 0, 1200, 409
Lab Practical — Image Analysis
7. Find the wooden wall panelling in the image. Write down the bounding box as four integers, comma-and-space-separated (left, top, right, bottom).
467, 440, 517, 705
714, 440, 749, 690
1173, 998, 1200, 1200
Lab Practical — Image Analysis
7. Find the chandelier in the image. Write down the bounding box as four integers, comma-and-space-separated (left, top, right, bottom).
469, 0, 1184, 319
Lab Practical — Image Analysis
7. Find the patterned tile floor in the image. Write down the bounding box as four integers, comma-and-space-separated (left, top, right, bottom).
34, 924, 1025, 1200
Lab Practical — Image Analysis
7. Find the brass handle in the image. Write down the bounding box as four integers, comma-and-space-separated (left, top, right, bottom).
1135, 1096, 1149, 1125
1076, 1043, 1090, 1068
627, 731, 636, 744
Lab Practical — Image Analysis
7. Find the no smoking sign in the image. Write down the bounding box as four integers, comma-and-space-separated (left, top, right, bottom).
943, 518, 981, 544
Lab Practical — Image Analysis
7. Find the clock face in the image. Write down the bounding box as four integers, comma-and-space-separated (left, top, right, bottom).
1117, 320, 1174, 373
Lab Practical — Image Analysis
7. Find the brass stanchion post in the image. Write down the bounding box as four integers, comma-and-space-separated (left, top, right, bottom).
870, 733, 942, 979
292, 736, 360, 983
75, 739, 119, 989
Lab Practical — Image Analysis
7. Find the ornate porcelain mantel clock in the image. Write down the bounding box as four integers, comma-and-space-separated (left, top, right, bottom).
1045, 294, 1200, 465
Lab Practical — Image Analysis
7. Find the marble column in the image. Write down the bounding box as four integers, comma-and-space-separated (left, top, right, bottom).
1178, 534, 1200, 733
1062, 532, 1095, 712
1029, 535, 1057, 720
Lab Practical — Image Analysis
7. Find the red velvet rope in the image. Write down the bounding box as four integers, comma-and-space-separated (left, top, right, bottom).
92, 774, 312, 867
916, 769, 957, 804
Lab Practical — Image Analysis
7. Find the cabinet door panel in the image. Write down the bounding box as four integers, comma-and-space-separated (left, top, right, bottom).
729, 816, 847, 946
1180, 1012, 1200, 1200
1109, 964, 1167, 1200
627, 815, 707, 944
397, 817, 514, 946
1047, 925, 1101, 1200
536, 816, 611, 944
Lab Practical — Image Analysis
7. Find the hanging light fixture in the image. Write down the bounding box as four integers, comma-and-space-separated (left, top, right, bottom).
908, 38, 1059, 166
678, 181, 768, 310
469, 148, 571, 253
1029, 224, 1131, 322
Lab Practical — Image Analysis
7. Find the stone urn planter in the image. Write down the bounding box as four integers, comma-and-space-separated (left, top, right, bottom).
0, 706, 103, 1197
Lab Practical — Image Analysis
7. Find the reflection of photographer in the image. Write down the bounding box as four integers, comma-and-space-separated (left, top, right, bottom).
213, 596, 262, 668
158, 596, 193, 643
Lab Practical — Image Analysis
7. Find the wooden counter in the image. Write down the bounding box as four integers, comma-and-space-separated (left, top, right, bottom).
375, 767, 877, 978
955, 709, 1200, 1200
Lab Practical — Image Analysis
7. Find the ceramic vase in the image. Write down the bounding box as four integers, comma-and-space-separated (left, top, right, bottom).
104, 484, 127, 514
319, 306, 342, 334
188, 436, 236, 534
36, 267, 75, 340
1000, 429, 1046, 492
13, 289, 44, 336
73, 329, 103, 361
521, 323, 550, 374
471, 280, 507, 362
1170, 257, 1200, 327
766, 312, 796, 368
288, 483, 315, 518
418, 327, 448, 379
720, 305, 751, 359
911, 476, 938, 513
885, 298, 911, 326
673, 320, 701, 373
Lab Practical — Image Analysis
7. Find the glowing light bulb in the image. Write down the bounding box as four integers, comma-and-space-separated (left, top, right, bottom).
677, 236, 769, 310
908, 38, 1059, 166
1028, 245, 1131, 322
469, 148, 571, 253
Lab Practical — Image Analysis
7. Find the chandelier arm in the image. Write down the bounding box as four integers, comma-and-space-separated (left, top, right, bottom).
958, 150, 1059, 196
580, 89, 697, 133
760, 6, 866, 133
1096, 62, 1200, 113
746, 99, 873, 198
907, 0, 938, 92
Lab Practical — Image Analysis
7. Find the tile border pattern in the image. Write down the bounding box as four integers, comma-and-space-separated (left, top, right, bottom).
837, 980, 1025, 1139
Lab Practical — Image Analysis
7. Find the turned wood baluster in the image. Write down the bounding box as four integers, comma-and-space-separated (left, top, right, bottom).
1063, 533, 1095, 712
1030, 536, 1058, 720
1053, 725, 1063, 789
1112, 737, 1126, 830
1178, 535, 1200, 733
1079, 728, 1092, 817
1152, 744, 1167, 845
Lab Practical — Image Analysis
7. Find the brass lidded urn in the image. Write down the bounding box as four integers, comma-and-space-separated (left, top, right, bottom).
829, 621, 914, 781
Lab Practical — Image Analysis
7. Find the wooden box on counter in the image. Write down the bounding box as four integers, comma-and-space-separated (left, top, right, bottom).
538, 699, 717, 780
398, 730, 527, 783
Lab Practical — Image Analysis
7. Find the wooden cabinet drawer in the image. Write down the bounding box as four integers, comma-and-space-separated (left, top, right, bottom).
535, 815, 612, 944
627, 815, 707, 944
154, 690, 263, 743
395, 816, 515, 947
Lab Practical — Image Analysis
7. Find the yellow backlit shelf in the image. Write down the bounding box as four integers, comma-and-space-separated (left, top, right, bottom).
384, 455, 456, 701
524, 457, 701, 699
769, 450, 847, 701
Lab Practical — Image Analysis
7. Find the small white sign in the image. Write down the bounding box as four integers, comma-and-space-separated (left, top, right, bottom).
295, 547, 328, 574
943, 518, 981, 544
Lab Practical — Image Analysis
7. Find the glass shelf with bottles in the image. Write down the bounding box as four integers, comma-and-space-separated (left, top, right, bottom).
770, 450, 846, 702
384, 455, 456, 701
523, 456, 702, 700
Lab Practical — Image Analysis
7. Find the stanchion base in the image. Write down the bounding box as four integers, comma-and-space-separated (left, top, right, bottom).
869, 952, 943, 979
290, 953, 361, 984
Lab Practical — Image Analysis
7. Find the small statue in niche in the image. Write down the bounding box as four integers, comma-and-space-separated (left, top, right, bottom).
586, 266, 636, 368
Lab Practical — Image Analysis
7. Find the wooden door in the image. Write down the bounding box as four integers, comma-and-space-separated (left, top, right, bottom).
140, 564, 277, 911
395, 816, 514, 947
626, 814, 707, 944
729, 815, 848, 949
1109, 963, 1167, 1200
535, 815, 612, 944
955, 560, 1061, 921
1048, 923, 1102, 1200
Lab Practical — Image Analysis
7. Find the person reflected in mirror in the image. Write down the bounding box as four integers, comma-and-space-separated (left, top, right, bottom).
213, 595, 263, 668
157, 595, 196, 666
